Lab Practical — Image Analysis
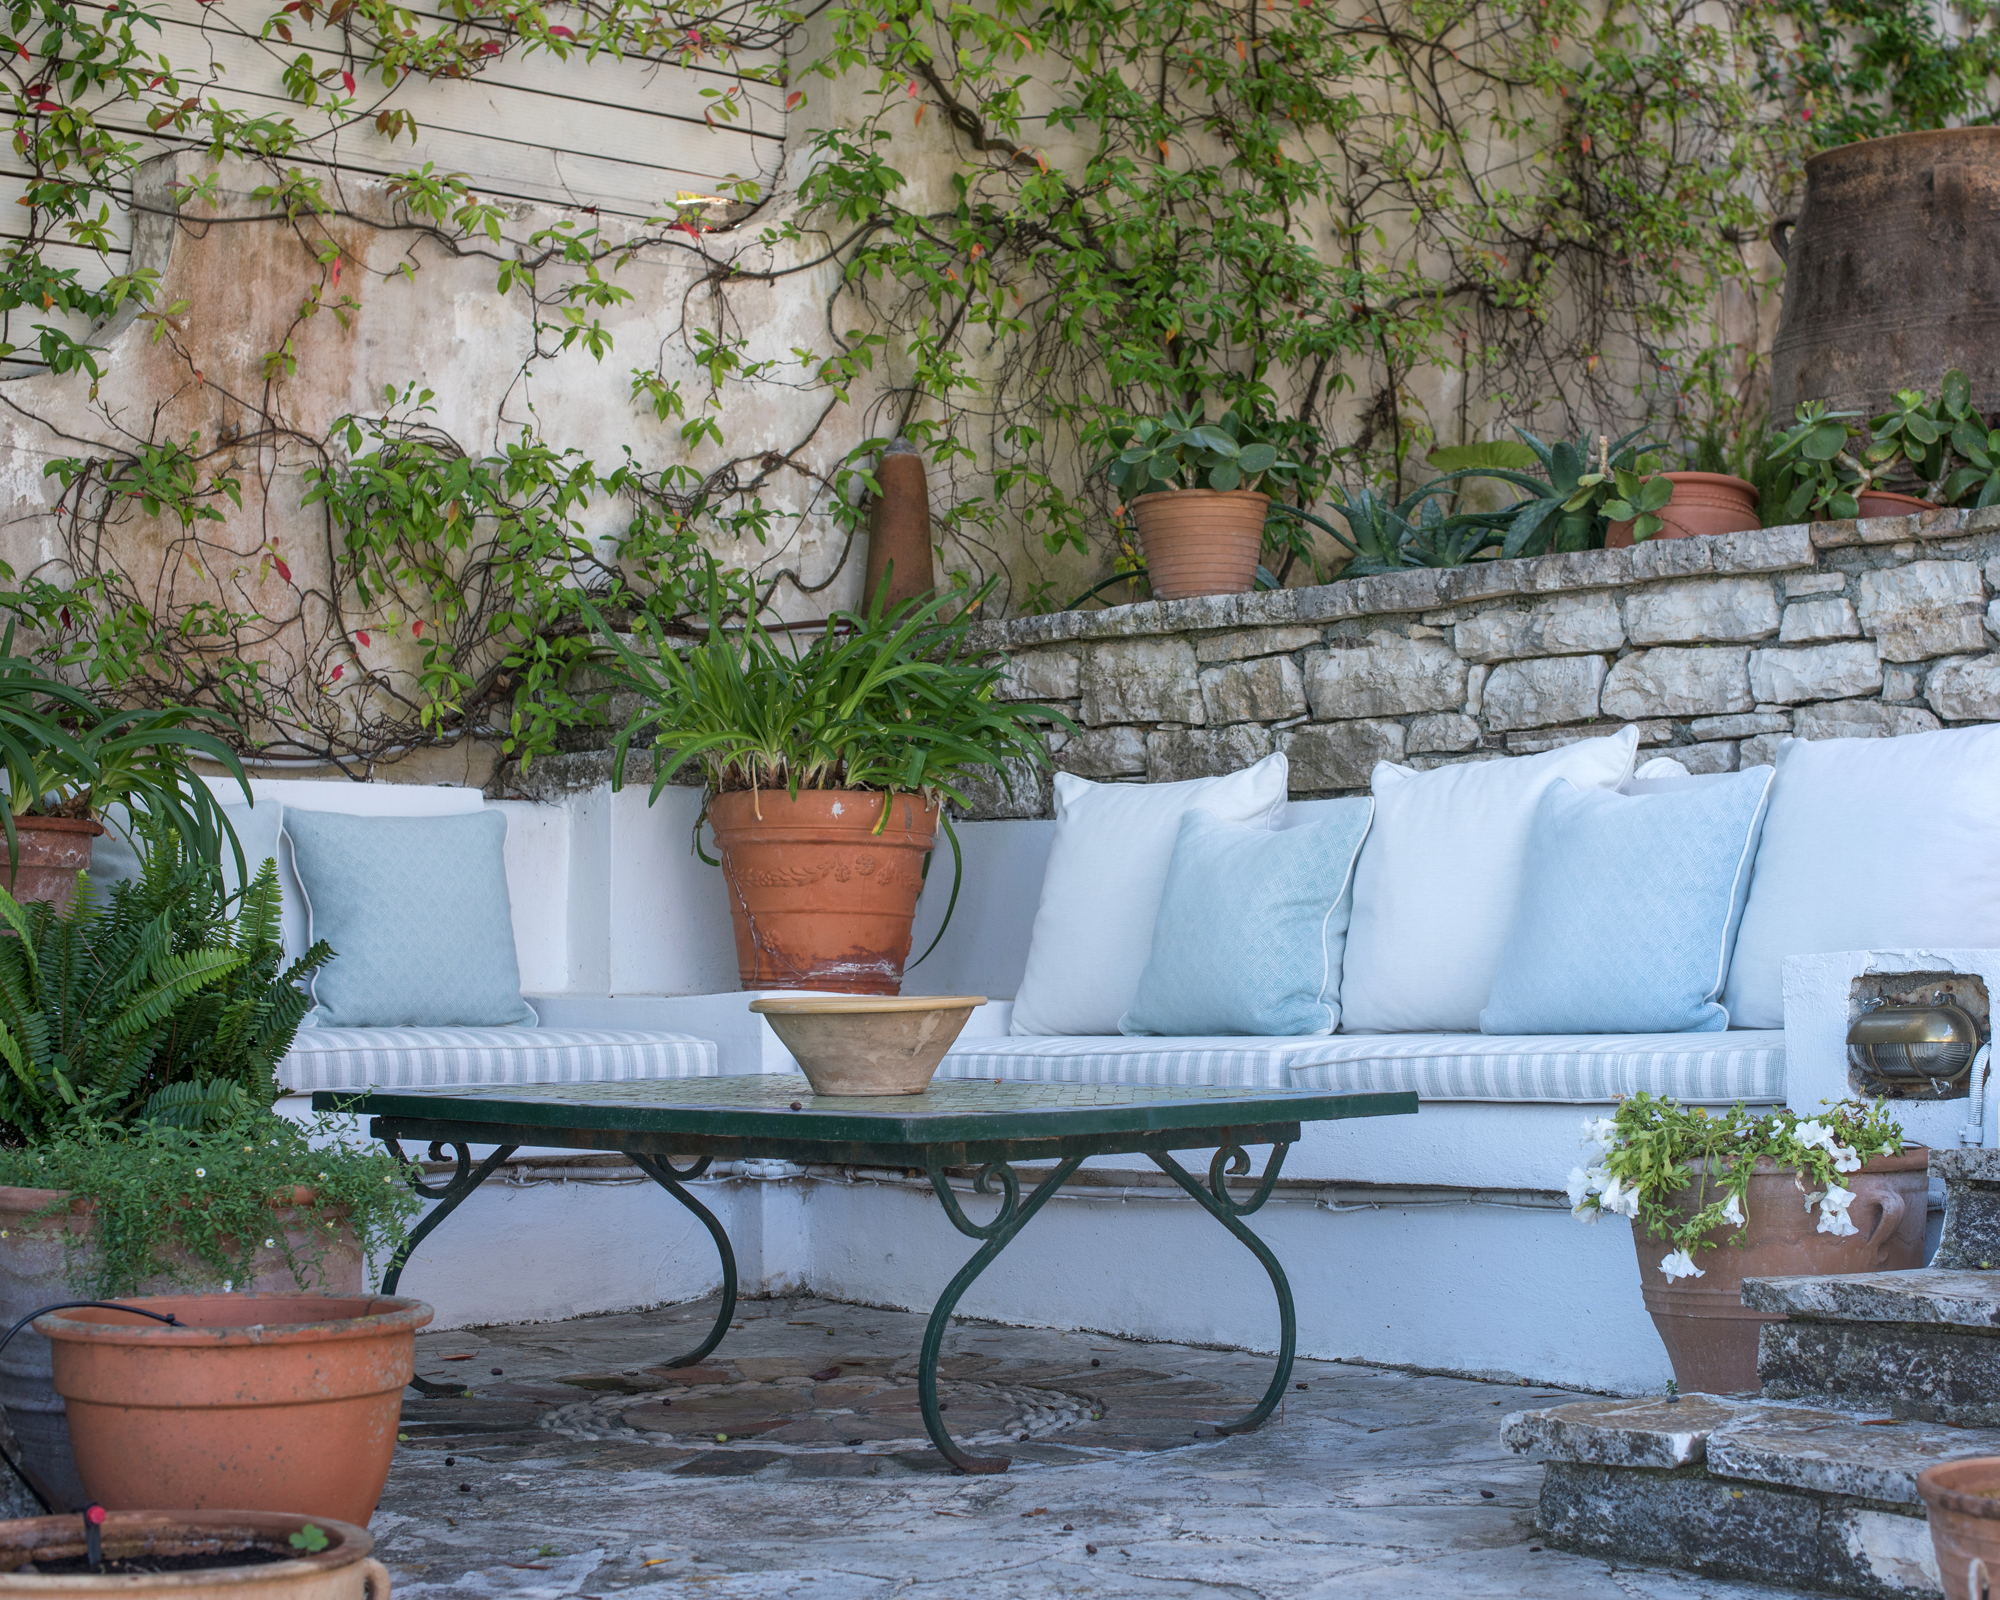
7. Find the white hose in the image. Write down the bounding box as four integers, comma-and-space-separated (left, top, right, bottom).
1963, 1042, 1992, 1148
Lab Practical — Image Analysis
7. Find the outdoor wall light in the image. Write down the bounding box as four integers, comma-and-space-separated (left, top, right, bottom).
1847, 998, 1983, 1090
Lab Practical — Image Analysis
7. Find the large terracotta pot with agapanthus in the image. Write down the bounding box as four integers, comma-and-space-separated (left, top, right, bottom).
0, 1509, 387, 1600
589, 576, 1069, 994
1570, 1098, 1920, 1395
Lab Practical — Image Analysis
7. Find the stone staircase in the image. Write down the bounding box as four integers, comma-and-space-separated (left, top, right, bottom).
1503, 1149, 2000, 1599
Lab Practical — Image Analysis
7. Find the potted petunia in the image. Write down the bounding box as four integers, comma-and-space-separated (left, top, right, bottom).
1568, 1095, 1923, 1395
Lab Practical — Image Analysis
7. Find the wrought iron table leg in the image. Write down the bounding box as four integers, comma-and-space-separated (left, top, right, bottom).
1151, 1143, 1296, 1435
383, 1140, 521, 1295
919, 1154, 1085, 1474
626, 1152, 738, 1369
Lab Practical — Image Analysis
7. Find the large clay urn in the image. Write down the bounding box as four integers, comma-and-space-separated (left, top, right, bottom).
707, 788, 937, 994
1772, 128, 2000, 417
1631, 1150, 1929, 1395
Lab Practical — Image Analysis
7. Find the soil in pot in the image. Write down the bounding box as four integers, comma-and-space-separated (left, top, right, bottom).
0, 1188, 364, 1513
708, 788, 938, 995
1604, 473, 1760, 548
1128, 489, 1268, 599
3, 818, 104, 914
749, 995, 987, 1094
37, 1293, 430, 1526
0, 1510, 385, 1600
1856, 489, 1940, 518
1918, 1456, 2000, 1600
1631, 1149, 1928, 1395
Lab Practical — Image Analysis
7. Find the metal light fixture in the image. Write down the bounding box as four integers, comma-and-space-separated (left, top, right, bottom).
1847, 997, 1983, 1092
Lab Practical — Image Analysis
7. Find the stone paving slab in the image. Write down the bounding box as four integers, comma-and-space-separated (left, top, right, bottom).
1706, 1410, 1995, 1507
1742, 1271, 2000, 1328
370, 1295, 1843, 1600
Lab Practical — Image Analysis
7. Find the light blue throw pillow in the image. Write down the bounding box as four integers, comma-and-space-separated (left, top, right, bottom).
1479, 768, 1776, 1035
1120, 801, 1374, 1037
284, 809, 536, 1027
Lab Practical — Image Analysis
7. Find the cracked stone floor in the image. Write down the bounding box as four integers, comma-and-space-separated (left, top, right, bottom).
374, 1294, 1837, 1600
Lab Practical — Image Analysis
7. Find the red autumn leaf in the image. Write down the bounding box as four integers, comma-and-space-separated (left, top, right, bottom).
341, 70, 356, 93
784, 90, 802, 109
355, 630, 370, 646
330, 664, 343, 681
274, 556, 293, 582
58, 607, 70, 628
1580, 133, 1592, 155
412, 620, 424, 636
330, 256, 341, 286
547, 24, 573, 37
33, 101, 59, 112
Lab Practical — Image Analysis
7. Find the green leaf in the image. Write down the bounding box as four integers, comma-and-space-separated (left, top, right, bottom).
1803, 423, 1850, 462
1208, 460, 1243, 491
1236, 443, 1277, 475
1944, 369, 1973, 416
1426, 441, 1541, 474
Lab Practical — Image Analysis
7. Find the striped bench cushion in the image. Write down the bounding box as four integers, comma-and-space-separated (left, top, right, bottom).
940, 1031, 1785, 1104
279, 1027, 719, 1093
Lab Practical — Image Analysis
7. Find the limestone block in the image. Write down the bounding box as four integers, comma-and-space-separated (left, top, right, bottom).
1506, 728, 1596, 754
998, 648, 1080, 703
1792, 700, 1941, 739
1988, 554, 2000, 592
1452, 593, 1624, 663
1623, 578, 1779, 646
1080, 638, 1204, 726
1989, 598, 2000, 639
1678, 741, 1738, 773
1406, 750, 1506, 770
1746, 641, 1881, 705
1464, 662, 1488, 718
1193, 625, 1322, 664
1784, 572, 1846, 598
1689, 711, 1790, 739
1501, 1395, 1741, 1468
1740, 732, 1788, 768
1856, 560, 1987, 661
1280, 720, 1404, 790
1053, 726, 1147, 778
1304, 632, 1466, 719
1146, 725, 1275, 784
1406, 711, 1479, 753
1928, 653, 2000, 721
950, 756, 1048, 820
1199, 656, 1306, 725
1759, 1318, 2000, 1425
1600, 647, 1752, 719
1777, 598, 1859, 643
1481, 655, 1607, 730
1882, 663, 1925, 702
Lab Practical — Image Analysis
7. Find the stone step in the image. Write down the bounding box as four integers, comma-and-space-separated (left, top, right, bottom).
1505, 1392, 2000, 1597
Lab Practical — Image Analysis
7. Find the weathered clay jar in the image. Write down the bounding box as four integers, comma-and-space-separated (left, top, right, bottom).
1604, 473, 1760, 548
0, 1187, 364, 1512
750, 995, 987, 1095
708, 789, 938, 995
38, 1293, 430, 1526
0, 1511, 385, 1600
3, 818, 103, 913
1918, 1457, 2000, 1600
1128, 489, 1268, 599
1631, 1150, 1929, 1394
863, 441, 936, 613
1856, 490, 1941, 519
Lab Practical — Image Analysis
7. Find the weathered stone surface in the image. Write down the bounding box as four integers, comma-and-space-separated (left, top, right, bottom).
1502, 1395, 1744, 1468
1080, 638, 1204, 725
998, 649, 1080, 703
1679, 741, 1739, 773
1281, 720, 1403, 791
1624, 579, 1780, 646
1748, 642, 1882, 705
1199, 656, 1306, 725
1882, 663, 1926, 702
1780, 598, 1861, 643
1786, 573, 1847, 598
1463, 662, 1488, 718
951, 756, 1048, 820
1935, 1151, 2000, 1271
1989, 598, 2000, 638
1691, 711, 1791, 739
1146, 726, 1275, 783
1740, 732, 1789, 768
1452, 593, 1624, 663
1856, 560, 1988, 661
1601, 647, 1752, 719
1742, 1269, 2000, 1329
1406, 711, 1480, 753
1506, 728, 1600, 754
1932, 1149, 2000, 1184
1707, 1406, 1995, 1506
1928, 653, 2000, 721
1053, 726, 1147, 778
1303, 632, 1466, 719
1192, 625, 1323, 663
1758, 1319, 2000, 1424
1792, 701, 1941, 740
1481, 656, 1607, 730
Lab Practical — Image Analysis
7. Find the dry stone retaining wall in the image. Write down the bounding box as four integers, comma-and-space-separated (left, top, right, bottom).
958, 506, 2000, 819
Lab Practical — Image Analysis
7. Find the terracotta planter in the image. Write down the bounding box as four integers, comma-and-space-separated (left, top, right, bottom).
0, 1511, 384, 1600
0, 1188, 365, 1512
3, 818, 103, 914
1604, 473, 1760, 549
1856, 489, 1940, 518
708, 788, 938, 995
1128, 489, 1268, 599
1918, 1457, 2000, 1600
749, 995, 987, 1095
37, 1293, 429, 1526
1631, 1149, 1929, 1395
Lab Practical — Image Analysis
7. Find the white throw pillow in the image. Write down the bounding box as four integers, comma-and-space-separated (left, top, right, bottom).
1339, 727, 1640, 1033
1011, 753, 1289, 1035
1723, 726, 2000, 1029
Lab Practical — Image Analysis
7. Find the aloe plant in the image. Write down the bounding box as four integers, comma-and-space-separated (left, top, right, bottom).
1270, 484, 1501, 574
1428, 425, 1654, 557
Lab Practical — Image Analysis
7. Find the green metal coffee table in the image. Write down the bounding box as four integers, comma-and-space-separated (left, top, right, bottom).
314, 1075, 1416, 1474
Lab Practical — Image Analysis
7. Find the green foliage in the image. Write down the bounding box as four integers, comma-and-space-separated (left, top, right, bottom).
1272, 485, 1502, 577
1601, 468, 1675, 543
1764, 401, 1869, 522
1100, 409, 1300, 498
289, 1527, 331, 1555
1425, 443, 1543, 477
1434, 427, 1654, 558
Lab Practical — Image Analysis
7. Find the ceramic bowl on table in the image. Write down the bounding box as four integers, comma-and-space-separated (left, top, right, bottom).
748, 995, 987, 1095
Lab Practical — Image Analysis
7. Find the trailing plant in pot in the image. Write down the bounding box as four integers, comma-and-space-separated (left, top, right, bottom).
595, 571, 1071, 994
1569, 1095, 1918, 1395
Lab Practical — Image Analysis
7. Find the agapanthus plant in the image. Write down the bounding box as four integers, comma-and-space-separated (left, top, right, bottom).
1567, 1095, 1905, 1282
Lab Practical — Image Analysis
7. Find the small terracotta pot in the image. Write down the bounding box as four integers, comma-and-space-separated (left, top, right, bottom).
0, 1510, 385, 1600
1631, 1149, 1929, 1395
1856, 489, 1941, 518
1918, 1457, 2000, 1600
3, 818, 104, 914
38, 1293, 431, 1526
750, 995, 987, 1095
1128, 489, 1269, 599
1604, 473, 1760, 548
707, 788, 938, 995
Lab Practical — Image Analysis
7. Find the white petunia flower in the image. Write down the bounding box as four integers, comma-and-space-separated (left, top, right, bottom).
1829, 1143, 1863, 1174
1597, 1175, 1642, 1220
1793, 1120, 1837, 1155
1580, 1116, 1619, 1154
1659, 1250, 1705, 1281
1720, 1194, 1746, 1227
1566, 1166, 1595, 1212
1816, 1184, 1859, 1237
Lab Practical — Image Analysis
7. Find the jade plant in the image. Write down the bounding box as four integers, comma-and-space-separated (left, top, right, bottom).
1100, 408, 1301, 499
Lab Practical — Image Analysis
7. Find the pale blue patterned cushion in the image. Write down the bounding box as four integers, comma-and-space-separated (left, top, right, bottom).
284, 809, 536, 1027
278, 1026, 717, 1092
1118, 801, 1373, 1038
1480, 769, 1775, 1035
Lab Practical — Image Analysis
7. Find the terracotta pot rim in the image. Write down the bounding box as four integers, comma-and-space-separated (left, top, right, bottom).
1806, 125, 2000, 172
1857, 490, 1941, 511
750, 994, 986, 1015
1129, 487, 1270, 505
0, 1510, 374, 1583
1657, 470, 1760, 498
35, 1292, 433, 1348
1675, 1147, 1929, 1178
1917, 1456, 2000, 1517
10, 816, 106, 837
